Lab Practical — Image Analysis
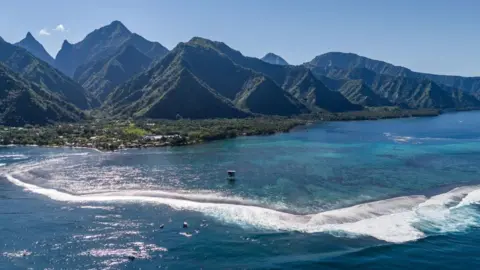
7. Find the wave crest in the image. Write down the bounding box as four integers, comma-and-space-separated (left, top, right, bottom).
6, 170, 480, 243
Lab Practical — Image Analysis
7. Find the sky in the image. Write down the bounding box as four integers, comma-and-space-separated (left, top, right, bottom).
0, 0, 479, 76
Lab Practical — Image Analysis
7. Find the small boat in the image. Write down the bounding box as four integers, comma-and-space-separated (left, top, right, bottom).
227, 170, 236, 180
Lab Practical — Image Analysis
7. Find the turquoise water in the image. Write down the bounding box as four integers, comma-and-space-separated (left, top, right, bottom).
2, 111, 480, 269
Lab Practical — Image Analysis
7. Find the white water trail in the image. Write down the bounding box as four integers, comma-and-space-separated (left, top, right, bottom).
4, 158, 480, 244
2, 172, 430, 243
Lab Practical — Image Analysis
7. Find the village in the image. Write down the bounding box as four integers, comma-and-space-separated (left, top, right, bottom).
0, 121, 189, 151
0, 117, 309, 151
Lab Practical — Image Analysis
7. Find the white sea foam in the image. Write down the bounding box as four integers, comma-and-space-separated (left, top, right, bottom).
80, 206, 115, 211
393, 136, 413, 143
0, 154, 28, 160
7, 171, 480, 243
383, 132, 414, 143
383, 132, 462, 143
456, 188, 480, 207
179, 232, 193, 238
2, 250, 32, 258
4, 157, 480, 244
419, 186, 479, 208
97, 190, 267, 207
78, 241, 167, 268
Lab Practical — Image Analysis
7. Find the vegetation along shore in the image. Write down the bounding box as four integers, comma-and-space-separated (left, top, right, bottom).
0, 109, 439, 151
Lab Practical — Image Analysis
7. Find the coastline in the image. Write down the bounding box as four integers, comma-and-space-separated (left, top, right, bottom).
0, 144, 105, 153
0, 108, 441, 152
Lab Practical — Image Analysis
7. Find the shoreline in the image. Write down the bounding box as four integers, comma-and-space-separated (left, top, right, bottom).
0, 144, 105, 153
290, 109, 442, 131
0, 108, 442, 152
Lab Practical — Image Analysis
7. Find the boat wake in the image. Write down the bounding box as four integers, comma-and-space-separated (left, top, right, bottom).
3, 160, 480, 244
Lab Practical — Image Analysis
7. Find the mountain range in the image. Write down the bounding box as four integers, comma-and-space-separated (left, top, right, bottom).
0, 20, 479, 126
309, 61, 480, 109
55, 20, 168, 78
0, 38, 96, 110
306, 52, 480, 98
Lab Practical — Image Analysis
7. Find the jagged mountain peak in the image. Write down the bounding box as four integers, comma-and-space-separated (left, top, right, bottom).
187, 37, 232, 51
0, 39, 97, 110
61, 39, 73, 48
188, 36, 212, 44
25, 32, 35, 39
185, 37, 245, 61
15, 32, 55, 66
109, 20, 128, 29
98, 20, 132, 36
188, 37, 223, 51
54, 20, 170, 77
18, 32, 42, 45
54, 21, 132, 77
261, 53, 288, 65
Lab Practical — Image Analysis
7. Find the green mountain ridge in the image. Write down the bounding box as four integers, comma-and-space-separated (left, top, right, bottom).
105, 39, 309, 118
122, 33, 169, 60
0, 63, 84, 126
234, 75, 307, 116
104, 50, 250, 119
317, 76, 393, 107
307, 52, 480, 96
74, 45, 153, 101
186, 37, 361, 112
335, 80, 393, 107
178, 39, 308, 115
315, 66, 480, 109
138, 68, 249, 119
0, 39, 97, 109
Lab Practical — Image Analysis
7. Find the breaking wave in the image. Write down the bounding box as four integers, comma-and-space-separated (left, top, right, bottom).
4, 158, 480, 244
383, 132, 467, 144
0, 154, 28, 160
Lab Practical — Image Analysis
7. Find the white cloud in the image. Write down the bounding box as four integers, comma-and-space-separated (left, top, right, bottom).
53, 24, 67, 32
39, 28, 51, 36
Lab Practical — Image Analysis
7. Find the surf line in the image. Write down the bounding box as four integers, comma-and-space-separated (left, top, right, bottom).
5, 171, 480, 244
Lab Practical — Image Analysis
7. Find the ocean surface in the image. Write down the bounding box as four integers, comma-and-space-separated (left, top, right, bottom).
2, 111, 480, 269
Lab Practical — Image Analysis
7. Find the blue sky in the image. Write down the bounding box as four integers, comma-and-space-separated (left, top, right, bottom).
0, 0, 479, 76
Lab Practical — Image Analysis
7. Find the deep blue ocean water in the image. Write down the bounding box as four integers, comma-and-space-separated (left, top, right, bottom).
2, 111, 480, 269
